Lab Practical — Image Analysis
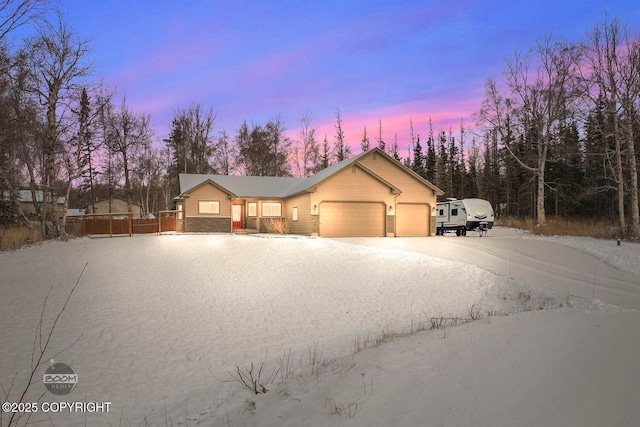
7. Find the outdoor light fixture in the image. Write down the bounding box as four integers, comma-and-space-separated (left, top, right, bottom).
313, 204, 318, 211
389, 206, 393, 212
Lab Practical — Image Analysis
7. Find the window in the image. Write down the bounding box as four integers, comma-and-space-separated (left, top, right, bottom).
198, 201, 220, 214
261, 202, 282, 217
451, 208, 458, 216
247, 202, 257, 217
439, 209, 444, 216
292, 207, 298, 222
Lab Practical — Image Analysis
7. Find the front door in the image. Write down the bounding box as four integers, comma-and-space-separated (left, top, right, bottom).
232, 205, 242, 229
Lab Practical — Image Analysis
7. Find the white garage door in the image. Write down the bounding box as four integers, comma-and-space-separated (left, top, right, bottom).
319, 202, 385, 237
396, 203, 430, 237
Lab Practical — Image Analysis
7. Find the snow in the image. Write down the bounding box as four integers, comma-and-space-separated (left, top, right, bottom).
0, 228, 639, 426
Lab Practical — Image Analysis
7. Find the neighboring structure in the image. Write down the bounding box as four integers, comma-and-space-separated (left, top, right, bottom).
1, 190, 66, 218
85, 197, 143, 218
176, 148, 444, 237
66, 208, 87, 217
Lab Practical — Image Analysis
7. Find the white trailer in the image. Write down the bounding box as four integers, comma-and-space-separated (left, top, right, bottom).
436, 198, 494, 236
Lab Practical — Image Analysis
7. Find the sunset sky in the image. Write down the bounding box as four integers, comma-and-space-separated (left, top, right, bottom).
60, 0, 640, 155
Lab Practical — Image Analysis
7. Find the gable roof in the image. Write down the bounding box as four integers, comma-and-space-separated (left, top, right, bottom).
2, 190, 65, 205
179, 174, 305, 198
178, 147, 443, 198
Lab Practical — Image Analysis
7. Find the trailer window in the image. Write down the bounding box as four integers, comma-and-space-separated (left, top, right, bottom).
452, 208, 458, 216
439, 209, 444, 216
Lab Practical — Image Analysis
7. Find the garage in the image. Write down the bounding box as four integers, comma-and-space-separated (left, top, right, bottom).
396, 203, 430, 237
319, 202, 385, 237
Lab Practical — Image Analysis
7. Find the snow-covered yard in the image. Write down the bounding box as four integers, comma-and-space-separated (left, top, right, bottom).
0, 228, 639, 426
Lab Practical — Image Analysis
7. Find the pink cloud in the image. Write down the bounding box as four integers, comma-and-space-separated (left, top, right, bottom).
305, 91, 485, 158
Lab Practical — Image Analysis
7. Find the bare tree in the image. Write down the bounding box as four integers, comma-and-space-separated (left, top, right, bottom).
297, 108, 320, 176
27, 14, 92, 236
583, 17, 640, 237
213, 129, 235, 175
0, 0, 50, 41
478, 36, 581, 226
108, 95, 152, 213
235, 116, 292, 177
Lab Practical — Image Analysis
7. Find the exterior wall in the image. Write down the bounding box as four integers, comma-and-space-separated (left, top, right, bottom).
284, 193, 311, 235
243, 199, 258, 229
184, 183, 232, 218
20, 202, 66, 217
257, 199, 286, 232
185, 217, 231, 232
183, 183, 232, 232
310, 165, 394, 207
310, 165, 395, 237
359, 151, 438, 236
89, 199, 143, 218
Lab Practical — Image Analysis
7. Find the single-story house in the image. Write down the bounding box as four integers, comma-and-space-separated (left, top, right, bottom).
1, 189, 66, 218
85, 197, 143, 218
176, 148, 444, 237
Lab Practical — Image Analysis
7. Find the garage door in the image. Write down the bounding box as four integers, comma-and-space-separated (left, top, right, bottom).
396, 203, 430, 237
319, 202, 385, 237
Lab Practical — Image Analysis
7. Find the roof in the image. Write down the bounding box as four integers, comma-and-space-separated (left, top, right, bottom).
87, 197, 143, 208
178, 148, 443, 198
2, 190, 65, 205
179, 174, 305, 198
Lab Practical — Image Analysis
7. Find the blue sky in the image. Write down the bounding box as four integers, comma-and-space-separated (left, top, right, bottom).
59, 0, 640, 153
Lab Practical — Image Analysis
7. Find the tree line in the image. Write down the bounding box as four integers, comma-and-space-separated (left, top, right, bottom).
1, 2, 639, 238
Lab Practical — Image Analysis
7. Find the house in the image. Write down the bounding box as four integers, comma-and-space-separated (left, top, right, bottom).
1, 190, 66, 218
176, 148, 444, 237
85, 197, 143, 218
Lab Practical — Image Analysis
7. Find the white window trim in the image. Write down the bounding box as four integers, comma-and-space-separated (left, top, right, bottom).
292, 206, 298, 222
261, 202, 282, 217
199, 200, 220, 214
247, 202, 257, 217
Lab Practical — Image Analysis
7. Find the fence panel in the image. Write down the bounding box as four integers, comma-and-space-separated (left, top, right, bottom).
84, 218, 130, 234
132, 218, 158, 234
160, 216, 176, 232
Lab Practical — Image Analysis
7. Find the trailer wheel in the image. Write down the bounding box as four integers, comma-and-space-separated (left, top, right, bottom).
455, 229, 461, 237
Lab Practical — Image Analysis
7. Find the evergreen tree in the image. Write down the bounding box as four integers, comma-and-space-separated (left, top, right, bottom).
425, 119, 436, 183
376, 119, 385, 151
333, 108, 350, 162
412, 136, 426, 178
360, 126, 370, 152
391, 133, 401, 161
320, 135, 331, 170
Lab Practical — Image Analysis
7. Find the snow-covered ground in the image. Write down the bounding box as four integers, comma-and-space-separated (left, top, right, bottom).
0, 228, 638, 426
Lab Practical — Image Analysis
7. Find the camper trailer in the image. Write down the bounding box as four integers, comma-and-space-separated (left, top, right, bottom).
436, 198, 494, 236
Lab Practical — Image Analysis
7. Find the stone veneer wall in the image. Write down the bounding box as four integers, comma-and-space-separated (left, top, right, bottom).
185, 217, 231, 232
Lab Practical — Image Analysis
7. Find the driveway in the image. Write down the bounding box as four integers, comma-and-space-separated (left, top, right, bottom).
333, 228, 640, 310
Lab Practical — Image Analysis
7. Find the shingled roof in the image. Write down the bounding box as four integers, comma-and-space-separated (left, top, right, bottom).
178, 148, 442, 198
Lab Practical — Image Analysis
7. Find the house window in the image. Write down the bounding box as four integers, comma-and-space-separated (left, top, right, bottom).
292, 207, 298, 222
262, 202, 282, 217
247, 202, 257, 217
199, 201, 220, 214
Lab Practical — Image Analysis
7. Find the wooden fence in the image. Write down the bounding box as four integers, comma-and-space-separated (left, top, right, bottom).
70, 211, 178, 237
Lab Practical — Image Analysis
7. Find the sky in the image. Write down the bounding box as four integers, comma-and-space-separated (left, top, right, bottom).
57, 0, 640, 155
